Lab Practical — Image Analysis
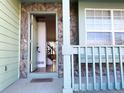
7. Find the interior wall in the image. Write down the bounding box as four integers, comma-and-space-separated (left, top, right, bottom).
46, 15, 56, 42
36, 15, 56, 42
21, 3, 78, 78
37, 22, 46, 68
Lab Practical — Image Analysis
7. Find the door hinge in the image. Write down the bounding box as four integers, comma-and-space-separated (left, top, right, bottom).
30, 21, 33, 25
29, 61, 32, 64
29, 40, 32, 43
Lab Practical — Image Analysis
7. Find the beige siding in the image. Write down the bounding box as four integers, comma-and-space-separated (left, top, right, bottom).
0, 0, 20, 92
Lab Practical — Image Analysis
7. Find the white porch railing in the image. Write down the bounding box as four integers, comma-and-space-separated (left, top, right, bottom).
71, 45, 124, 91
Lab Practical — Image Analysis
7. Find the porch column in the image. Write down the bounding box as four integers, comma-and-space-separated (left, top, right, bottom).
62, 0, 73, 93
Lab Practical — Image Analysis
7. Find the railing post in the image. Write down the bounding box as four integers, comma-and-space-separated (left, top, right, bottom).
62, 0, 73, 93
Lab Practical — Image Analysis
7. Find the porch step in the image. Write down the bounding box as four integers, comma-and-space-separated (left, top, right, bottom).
74, 90, 124, 93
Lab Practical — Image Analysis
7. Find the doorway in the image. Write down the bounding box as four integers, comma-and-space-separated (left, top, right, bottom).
28, 12, 58, 78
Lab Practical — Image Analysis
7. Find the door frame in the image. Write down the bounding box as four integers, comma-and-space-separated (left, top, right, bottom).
27, 11, 58, 78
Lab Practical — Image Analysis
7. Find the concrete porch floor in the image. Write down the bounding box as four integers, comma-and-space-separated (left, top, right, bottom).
0, 78, 63, 93
1, 78, 124, 93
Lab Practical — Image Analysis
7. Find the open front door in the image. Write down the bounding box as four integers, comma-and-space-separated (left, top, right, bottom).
28, 13, 58, 78
30, 15, 38, 72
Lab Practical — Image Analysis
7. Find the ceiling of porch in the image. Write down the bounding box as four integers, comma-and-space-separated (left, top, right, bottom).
21, 0, 124, 3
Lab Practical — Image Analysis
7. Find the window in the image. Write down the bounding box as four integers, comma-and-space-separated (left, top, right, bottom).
86, 10, 111, 30
113, 11, 124, 30
115, 32, 124, 45
85, 9, 124, 45
87, 32, 112, 45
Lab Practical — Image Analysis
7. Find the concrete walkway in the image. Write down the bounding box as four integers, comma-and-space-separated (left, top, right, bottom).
0, 78, 63, 93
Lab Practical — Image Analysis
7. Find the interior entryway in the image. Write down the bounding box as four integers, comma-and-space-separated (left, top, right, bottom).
28, 12, 58, 78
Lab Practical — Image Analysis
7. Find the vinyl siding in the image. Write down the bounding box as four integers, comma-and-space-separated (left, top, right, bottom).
0, 0, 20, 92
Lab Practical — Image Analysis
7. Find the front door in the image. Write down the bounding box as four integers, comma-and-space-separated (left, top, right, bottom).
30, 14, 38, 72
28, 13, 58, 78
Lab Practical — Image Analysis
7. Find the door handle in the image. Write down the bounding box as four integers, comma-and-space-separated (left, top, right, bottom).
36, 46, 40, 53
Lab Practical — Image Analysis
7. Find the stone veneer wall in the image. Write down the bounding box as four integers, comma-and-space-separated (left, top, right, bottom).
20, 3, 78, 78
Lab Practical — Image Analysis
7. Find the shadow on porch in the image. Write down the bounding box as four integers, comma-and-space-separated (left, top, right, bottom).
0, 78, 63, 93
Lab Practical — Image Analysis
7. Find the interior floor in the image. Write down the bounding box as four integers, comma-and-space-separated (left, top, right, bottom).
33, 61, 56, 73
